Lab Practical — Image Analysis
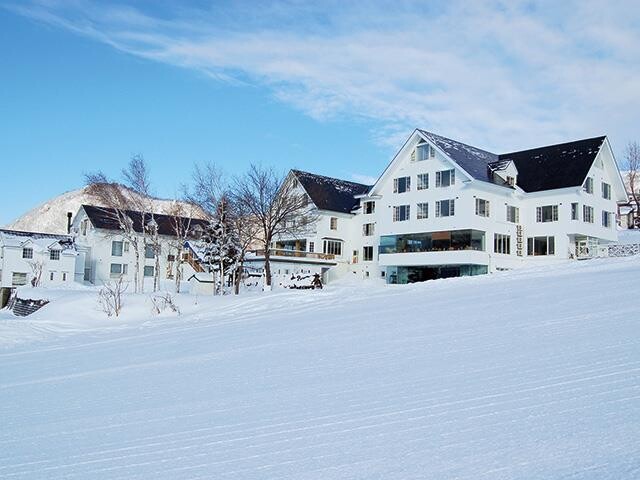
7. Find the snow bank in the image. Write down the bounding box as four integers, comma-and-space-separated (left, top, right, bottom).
1, 257, 640, 479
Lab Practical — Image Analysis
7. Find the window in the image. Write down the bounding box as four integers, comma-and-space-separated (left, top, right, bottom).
110, 263, 124, 276
309, 242, 315, 253
49, 272, 54, 281
583, 176, 593, 194
124, 242, 129, 253
144, 265, 155, 277
393, 205, 411, 222
475, 198, 490, 217
506, 176, 515, 186
12, 272, 27, 286
393, 176, 411, 193
363, 201, 375, 214
435, 199, 455, 217
536, 205, 558, 222
22, 248, 33, 259
527, 236, 555, 256
330, 217, 338, 230
583, 205, 594, 223
145, 245, 155, 259
435, 169, 455, 187
417, 173, 429, 190
50, 250, 60, 260
571, 203, 579, 220
81, 219, 88, 236
602, 211, 613, 228
167, 254, 176, 262
417, 202, 429, 219
62, 272, 67, 281
417, 143, 433, 161
602, 182, 611, 200
494, 234, 511, 254
111, 241, 123, 257
506, 205, 519, 223
363, 223, 375, 236
363, 246, 374, 261
379, 230, 485, 254
323, 240, 342, 256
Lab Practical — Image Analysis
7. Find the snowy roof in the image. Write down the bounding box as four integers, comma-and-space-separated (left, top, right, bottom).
292, 170, 371, 214
418, 130, 499, 183
82, 205, 209, 237
0, 229, 75, 252
499, 136, 606, 193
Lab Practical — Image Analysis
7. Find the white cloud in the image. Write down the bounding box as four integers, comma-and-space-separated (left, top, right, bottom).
6, 0, 640, 154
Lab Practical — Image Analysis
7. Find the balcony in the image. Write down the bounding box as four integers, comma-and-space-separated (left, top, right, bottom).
249, 249, 336, 262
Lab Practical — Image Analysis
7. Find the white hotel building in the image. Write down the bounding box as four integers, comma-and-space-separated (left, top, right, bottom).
253, 129, 627, 284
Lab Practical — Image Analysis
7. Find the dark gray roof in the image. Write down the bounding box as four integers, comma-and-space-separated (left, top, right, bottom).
499, 136, 606, 192
82, 205, 209, 236
292, 170, 371, 214
418, 130, 606, 192
418, 130, 498, 182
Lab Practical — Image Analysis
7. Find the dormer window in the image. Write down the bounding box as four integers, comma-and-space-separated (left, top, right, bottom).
22, 247, 33, 259
583, 177, 594, 194
506, 176, 515, 186
50, 250, 60, 261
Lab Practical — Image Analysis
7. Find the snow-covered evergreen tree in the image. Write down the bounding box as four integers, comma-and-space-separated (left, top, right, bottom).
199, 198, 242, 295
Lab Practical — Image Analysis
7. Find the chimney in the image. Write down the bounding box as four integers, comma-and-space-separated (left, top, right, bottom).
66, 212, 73, 234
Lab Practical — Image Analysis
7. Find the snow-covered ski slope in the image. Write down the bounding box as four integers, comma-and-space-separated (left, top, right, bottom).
1, 258, 640, 479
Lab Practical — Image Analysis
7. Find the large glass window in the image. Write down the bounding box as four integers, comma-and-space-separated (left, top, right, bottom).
111, 241, 123, 257
436, 169, 455, 187
393, 205, 410, 222
536, 205, 558, 222
506, 205, 519, 223
527, 236, 555, 256
393, 176, 411, 193
323, 240, 342, 256
379, 230, 485, 254
436, 199, 455, 217
417, 173, 429, 190
494, 234, 511, 254
475, 198, 490, 217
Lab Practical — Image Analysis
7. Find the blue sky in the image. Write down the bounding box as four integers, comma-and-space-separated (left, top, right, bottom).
1, 1, 639, 225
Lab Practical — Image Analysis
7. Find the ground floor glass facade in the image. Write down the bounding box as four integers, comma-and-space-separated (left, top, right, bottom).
386, 264, 488, 284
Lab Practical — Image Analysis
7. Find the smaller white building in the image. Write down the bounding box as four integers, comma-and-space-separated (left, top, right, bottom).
0, 229, 79, 288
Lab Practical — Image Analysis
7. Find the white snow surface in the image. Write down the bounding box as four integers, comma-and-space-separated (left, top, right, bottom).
6, 185, 204, 234
1, 258, 640, 479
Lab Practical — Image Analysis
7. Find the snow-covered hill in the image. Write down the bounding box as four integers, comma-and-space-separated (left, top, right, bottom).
5, 185, 205, 234
1, 258, 639, 478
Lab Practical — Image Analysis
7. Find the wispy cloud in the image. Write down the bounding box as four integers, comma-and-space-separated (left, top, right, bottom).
6, 0, 640, 152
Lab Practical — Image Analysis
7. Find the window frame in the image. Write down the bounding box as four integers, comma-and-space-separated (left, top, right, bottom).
330, 217, 338, 230
506, 205, 519, 223
363, 246, 374, 262
49, 249, 61, 261
435, 169, 455, 188
494, 233, 511, 254
536, 205, 558, 223
393, 176, 411, 193
583, 176, 594, 194
527, 236, 555, 256
475, 198, 490, 217
393, 205, 411, 222
417, 173, 429, 190
435, 199, 455, 217
323, 239, 342, 256
22, 247, 33, 259
602, 182, 611, 200
111, 240, 124, 257
363, 223, 375, 236
417, 202, 429, 220
583, 205, 594, 223
363, 201, 375, 214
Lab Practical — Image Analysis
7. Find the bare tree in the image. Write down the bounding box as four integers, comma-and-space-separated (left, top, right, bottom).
28, 261, 44, 287
188, 162, 225, 218
85, 173, 144, 293
122, 155, 154, 292
98, 276, 126, 317
166, 201, 199, 293
227, 195, 262, 294
624, 142, 640, 227
232, 165, 317, 289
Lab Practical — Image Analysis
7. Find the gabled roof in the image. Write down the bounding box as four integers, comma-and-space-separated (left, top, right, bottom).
418, 130, 499, 182
81, 205, 209, 236
291, 170, 371, 214
0, 228, 75, 251
499, 136, 607, 193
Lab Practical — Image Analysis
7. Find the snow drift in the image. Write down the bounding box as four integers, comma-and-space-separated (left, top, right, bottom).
1, 257, 639, 479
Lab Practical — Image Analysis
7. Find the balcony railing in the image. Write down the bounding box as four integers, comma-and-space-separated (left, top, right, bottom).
250, 249, 335, 261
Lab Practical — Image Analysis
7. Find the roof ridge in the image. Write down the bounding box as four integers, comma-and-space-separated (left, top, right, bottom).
292, 169, 370, 188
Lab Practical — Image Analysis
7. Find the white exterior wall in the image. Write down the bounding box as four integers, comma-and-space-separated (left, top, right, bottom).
72, 208, 199, 286
0, 242, 76, 288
